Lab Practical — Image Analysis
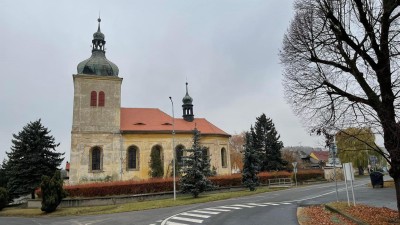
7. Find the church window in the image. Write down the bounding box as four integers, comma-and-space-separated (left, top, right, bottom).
202, 148, 209, 162
127, 146, 139, 170
221, 148, 227, 168
91, 146, 102, 171
149, 145, 164, 178
90, 91, 97, 106
98, 91, 105, 107
175, 145, 185, 166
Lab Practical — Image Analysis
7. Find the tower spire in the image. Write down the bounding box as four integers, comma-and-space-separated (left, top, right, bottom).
97, 16, 101, 32
76, 17, 119, 76
182, 82, 194, 122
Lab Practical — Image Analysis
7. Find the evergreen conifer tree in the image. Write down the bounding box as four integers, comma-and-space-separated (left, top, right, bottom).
0, 187, 8, 210
6, 119, 64, 199
149, 147, 164, 178
180, 128, 214, 198
242, 130, 260, 191
0, 160, 8, 189
252, 114, 287, 171
40, 170, 67, 213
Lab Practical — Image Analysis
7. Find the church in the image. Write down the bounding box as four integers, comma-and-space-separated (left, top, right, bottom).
69, 18, 231, 184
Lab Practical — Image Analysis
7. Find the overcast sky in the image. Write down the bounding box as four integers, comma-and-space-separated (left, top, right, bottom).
0, 0, 326, 168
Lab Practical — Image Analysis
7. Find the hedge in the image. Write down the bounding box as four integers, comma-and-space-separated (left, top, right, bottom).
292, 169, 325, 182
44, 170, 323, 198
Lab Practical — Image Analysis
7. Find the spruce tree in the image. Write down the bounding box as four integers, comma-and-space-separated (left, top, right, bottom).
6, 119, 64, 199
252, 114, 287, 171
180, 128, 214, 198
242, 131, 260, 191
41, 170, 67, 213
0, 160, 8, 188
0, 187, 8, 210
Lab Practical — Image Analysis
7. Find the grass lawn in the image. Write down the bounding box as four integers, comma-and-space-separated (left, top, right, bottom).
0, 186, 283, 217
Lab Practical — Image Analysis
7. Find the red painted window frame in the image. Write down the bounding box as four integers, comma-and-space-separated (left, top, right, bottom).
90, 91, 97, 106
98, 91, 105, 107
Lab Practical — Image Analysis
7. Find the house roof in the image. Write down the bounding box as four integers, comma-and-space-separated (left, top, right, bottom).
310, 151, 329, 162
120, 108, 230, 136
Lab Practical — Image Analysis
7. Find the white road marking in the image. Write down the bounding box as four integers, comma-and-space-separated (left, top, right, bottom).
166, 222, 188, 225
231, 204, 255, 208
246, 203, 270, 207
160, 201, 296, 224
190, 210, 220, 215
171, 216, 203, 223
180, 212, 211, 218
218, 206, 242, 210
203, 208, 231, 212
263, 203, 280, 206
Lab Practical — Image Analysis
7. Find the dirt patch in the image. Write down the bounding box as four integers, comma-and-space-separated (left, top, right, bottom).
300, 202, 399, 225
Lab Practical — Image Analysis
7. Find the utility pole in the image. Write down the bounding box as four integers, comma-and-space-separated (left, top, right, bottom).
169, 97, 176, 201
332, 135, 339, 202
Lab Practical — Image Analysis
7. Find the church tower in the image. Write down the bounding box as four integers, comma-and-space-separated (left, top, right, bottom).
70, 18, 123, 184
182, 82, 194, 122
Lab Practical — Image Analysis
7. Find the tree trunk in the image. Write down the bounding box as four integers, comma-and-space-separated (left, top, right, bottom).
393, 176, 400, 218
31, 191, 35, 199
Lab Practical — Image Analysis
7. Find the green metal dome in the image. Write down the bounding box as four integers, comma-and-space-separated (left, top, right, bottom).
182, 82, 193, 104
77, 18, 119, 76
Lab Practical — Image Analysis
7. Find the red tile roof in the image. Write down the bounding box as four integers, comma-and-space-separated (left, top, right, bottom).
310, 151, 329, 162
120, 108, 229, 136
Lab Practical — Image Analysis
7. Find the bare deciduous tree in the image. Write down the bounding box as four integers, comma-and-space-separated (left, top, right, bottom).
281, 0, 400, 213
229, 132, 245, 173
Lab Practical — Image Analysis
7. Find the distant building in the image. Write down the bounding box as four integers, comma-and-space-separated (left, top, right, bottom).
309, 150, 329, 167
69, 18, 231, 184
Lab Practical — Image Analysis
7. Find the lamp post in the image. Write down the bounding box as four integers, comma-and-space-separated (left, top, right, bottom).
169, 97, 176, 201
332, 135, 339, 202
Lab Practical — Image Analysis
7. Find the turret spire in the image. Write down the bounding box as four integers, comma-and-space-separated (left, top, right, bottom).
182, 82, 194, 122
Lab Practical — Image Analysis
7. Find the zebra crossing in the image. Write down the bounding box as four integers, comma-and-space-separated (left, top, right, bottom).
149, 202, 292, 225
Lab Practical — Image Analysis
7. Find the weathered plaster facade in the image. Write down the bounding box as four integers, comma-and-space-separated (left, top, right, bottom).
69, 18, 231, 184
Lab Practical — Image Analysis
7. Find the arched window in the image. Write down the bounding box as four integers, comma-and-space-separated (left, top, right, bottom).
149, 145, 164, 178
98, 91, 105, 107
221, 148, 227, 168
202, 148, 209, 162
90, 91, 97, 106
91, 146, 102, 171
127, 146, 139, 170
175, 145, 185, 165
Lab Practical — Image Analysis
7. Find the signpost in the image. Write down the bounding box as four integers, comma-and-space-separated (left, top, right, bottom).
343, 162, 356, 206
292, 162, 298, 187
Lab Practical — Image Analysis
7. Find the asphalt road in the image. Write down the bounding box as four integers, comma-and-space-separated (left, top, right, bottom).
0, 177, 395, 225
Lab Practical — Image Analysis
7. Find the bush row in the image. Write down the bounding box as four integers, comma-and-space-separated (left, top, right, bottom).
59, 170, 323, 198
292, 169, 325, 182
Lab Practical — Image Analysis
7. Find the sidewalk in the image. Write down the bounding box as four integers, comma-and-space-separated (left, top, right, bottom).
298, 179, 398, 225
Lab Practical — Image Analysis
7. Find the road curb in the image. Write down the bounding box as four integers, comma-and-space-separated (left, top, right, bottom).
296, 207, 308, 225
324, 204, 368, 225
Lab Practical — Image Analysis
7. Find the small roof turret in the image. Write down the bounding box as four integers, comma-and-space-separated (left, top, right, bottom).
182, 82, 194, 122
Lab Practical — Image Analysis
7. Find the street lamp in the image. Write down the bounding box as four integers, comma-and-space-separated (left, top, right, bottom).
331, 135, 339, 202
169, 97, 176, 201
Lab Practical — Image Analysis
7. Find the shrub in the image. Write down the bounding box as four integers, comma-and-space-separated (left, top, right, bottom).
293, 169, 325, 182
59, 170, 323, 198
64, 178, 175, 198
41, 171, 67, 213
0, 187, 8, 210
